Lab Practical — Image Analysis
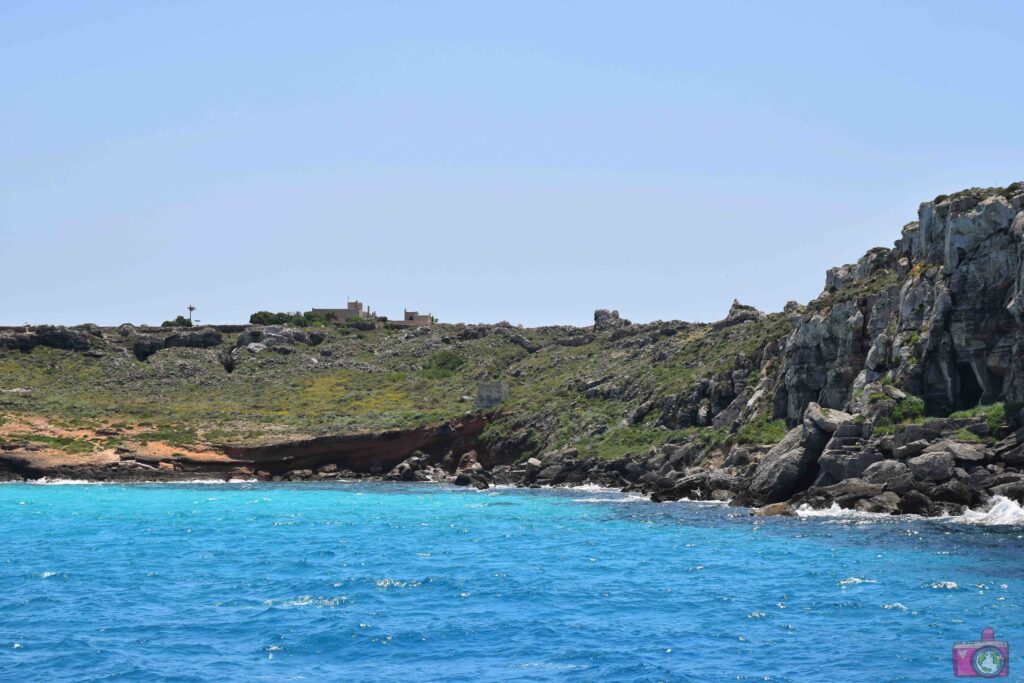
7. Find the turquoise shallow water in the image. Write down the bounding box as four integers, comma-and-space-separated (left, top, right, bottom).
0, 483, 1022, 682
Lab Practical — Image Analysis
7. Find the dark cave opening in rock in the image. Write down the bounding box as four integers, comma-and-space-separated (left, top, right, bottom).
955, 362, 984, 410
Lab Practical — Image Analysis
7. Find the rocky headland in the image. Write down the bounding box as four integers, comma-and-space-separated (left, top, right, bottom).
3, 182, 1024, 517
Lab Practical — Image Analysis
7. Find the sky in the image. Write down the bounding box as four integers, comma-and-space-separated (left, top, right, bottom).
2, 1, 1022, 328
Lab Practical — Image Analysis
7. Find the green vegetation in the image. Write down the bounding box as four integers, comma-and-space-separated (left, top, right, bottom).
573, 424, 692, 460
950, 402, 1006, 434
890, 394, 925, 424
1, 433, 94, 454
249, 311, 333, 327
871, 393, 925, 435
810, 267, 899, 313
872, 423, 894, 437
950, 428, 985, 444
0, 311, 796, 455
161, 316, 193, 328
135, 425, 198, 447
421, 350, 465, 379
736, 415, 788, 445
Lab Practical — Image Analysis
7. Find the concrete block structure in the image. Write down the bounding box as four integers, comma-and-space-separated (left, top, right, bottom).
476, 381, 510, 408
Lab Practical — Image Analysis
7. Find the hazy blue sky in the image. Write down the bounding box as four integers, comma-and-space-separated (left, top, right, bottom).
2, 1, 1022, 327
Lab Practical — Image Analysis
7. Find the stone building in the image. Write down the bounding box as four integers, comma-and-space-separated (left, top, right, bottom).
388, 310, 433, 327
310, 301, 432, 327
310, 300, 374, 324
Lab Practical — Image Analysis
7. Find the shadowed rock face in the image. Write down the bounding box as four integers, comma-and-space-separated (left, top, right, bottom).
219, 417, 486, 475
0, 417, 488, 482
772, 184, 1024, 422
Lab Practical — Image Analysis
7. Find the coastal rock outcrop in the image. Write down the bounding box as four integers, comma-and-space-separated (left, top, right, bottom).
2, 183, 1023, 519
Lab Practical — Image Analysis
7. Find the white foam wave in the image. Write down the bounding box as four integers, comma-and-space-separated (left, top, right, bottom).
796, 497, 1024, 527
673, 497, 729, 505
955, 496, 1024, 526
265, 595, 348, 608
562, 483, 626, 493
571, 495, 648, 504
838, 577, 877, 586
796, 503, 897, 521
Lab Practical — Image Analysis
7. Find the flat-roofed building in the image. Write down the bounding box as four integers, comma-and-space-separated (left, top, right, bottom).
310, 300, 374, 324
388, 309, 433, 327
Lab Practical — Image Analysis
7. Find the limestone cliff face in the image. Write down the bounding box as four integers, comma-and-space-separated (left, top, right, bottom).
766, 184, 1024, 423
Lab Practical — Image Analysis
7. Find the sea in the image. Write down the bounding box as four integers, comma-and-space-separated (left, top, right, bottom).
1, 481, 1022, 682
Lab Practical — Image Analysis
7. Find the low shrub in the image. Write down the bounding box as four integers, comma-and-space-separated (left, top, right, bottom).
890, 394, 925, 424
421, 351, 465, 379
736, 415, 788, 445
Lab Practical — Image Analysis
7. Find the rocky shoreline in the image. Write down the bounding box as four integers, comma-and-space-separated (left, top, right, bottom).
3, 182, 1024, 520
3, 400, 1023, 521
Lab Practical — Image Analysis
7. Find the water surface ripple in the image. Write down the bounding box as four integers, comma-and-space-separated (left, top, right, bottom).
1, 482, 1022, 682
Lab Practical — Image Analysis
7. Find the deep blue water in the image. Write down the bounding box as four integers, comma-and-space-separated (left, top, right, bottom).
1, 483, 1022, 682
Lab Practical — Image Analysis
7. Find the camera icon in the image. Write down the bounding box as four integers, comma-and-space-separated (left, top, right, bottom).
953, 627, 1009, 677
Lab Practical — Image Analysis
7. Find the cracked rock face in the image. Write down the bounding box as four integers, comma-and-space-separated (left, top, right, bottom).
768, 185, 1024, 422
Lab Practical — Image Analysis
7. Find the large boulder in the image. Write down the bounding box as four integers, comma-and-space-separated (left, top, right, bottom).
713, 300, 763, 329
894, 439, 929, 459
798, 478, 884, 510
990, 481, 1024, 504
457, 450, 482, 473
966, 467, 996, 492
386, 453, 427, 481
814, 447, 883, 486
907, 451, 956, 482
747, 427, 818, 504
803, 402, 853, 434
535, 464, 563, 484
453, 472, 490, 490
855, 491, 901, 514
944, 442, 987, 464
523, 457, 543, 481
898, 490, 932, 515
751, 502, 794, 517
921, 479, 972, 505
164, 329, 223, 349
654, 473, 709, 502
862, 460, 914, 494
593, 309, 629, 332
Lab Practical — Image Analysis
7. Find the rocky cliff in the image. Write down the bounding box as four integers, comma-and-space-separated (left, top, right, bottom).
494, 182, 1024, 515
2, 183, 1024, 516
